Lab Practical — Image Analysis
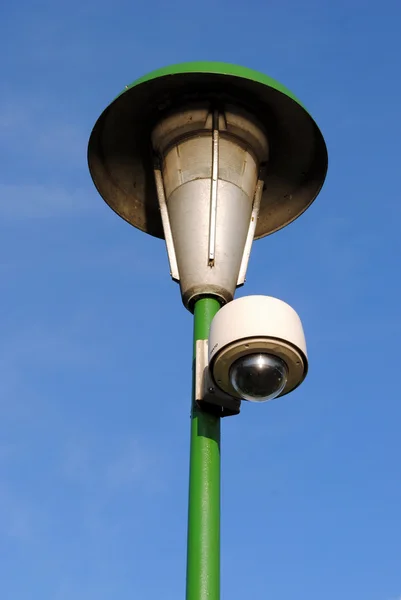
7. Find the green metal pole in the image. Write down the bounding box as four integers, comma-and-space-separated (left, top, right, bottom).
186, 297, 221, 600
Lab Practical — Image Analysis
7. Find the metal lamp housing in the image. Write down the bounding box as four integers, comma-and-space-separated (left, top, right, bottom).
208, 295, 308, 399
152, 103, 268, 308
88, 62, 328, 311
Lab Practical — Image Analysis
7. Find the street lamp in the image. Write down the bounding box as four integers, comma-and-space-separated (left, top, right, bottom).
88, 62, 327, 600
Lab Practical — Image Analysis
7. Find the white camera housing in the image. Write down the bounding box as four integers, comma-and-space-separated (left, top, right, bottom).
208, 295, 308, 400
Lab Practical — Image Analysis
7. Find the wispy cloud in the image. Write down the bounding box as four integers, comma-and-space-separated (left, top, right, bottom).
54, 580, 119, 600
0, 91, 93, 221
0, 319, 166, 550
63, 434, 164, 493
0, 318, 106, 426
0, 483, 39, 542
0, 183, 94, 219
61, 431, 167, 542
1, 320, 103, 371
0, 89, 87, 164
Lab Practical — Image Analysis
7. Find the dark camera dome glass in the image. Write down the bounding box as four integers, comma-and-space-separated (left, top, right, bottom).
229, 353, 288, 402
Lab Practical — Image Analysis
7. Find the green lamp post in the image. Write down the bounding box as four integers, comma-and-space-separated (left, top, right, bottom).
88, 62, 327, 600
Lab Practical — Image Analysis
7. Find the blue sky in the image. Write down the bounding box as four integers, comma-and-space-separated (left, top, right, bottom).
1, 0, 401, 598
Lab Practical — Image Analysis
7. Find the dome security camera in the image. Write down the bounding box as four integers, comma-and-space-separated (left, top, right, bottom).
195, 295, 308, 415
210, 295, 307, 403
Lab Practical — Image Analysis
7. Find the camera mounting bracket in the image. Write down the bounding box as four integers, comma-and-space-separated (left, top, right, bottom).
194, 340, 241, 418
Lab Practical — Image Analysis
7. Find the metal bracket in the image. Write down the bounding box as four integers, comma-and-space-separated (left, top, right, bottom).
208, 109, 220, 267
237, 170, 265, 287
154, 162, 180, 282
195, 340, 241, 417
